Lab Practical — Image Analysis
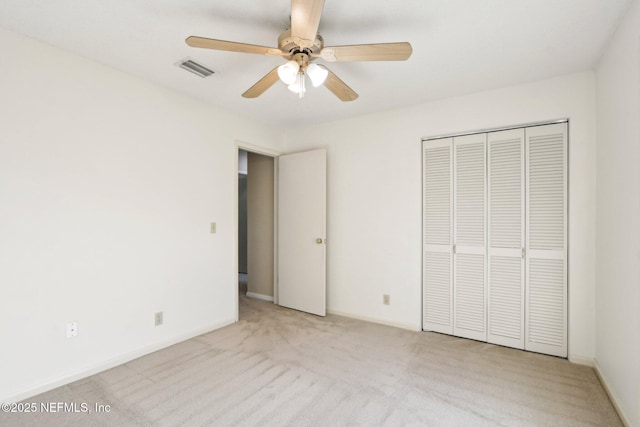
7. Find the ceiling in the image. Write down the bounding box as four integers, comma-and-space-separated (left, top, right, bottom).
0, 0, 631, 127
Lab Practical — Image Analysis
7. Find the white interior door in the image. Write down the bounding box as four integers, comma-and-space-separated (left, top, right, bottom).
487, 128, 525, 349
525, 123, 567, 357
423, 139, 453, 334
278, 149, 327, 316
453, 133, 487, 341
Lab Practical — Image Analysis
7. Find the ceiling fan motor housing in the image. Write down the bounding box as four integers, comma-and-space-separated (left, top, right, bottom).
278, 29, 324, 59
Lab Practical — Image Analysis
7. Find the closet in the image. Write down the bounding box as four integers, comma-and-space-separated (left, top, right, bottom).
422, 122, 567, 358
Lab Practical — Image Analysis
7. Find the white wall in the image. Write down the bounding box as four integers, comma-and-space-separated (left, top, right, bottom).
283, 72, 598, 361
0, 28, 283, 402
595, 0, 640, 424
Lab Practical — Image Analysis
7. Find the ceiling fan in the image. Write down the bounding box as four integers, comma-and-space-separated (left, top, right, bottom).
185, 0, 412, 101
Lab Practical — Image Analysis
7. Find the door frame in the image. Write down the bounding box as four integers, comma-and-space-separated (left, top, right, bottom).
234, 141, 281, 322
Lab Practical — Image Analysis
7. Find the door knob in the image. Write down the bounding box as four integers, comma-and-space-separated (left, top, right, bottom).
316, 238, 323, 244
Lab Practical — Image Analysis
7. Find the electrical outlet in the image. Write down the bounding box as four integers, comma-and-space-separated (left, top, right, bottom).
210, 222, 216, 234
383, 294, 390, 305
155, 312, 163, 326
66, 321, 78, 338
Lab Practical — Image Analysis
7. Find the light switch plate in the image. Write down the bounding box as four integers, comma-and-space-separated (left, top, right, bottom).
210, 222, 216, 234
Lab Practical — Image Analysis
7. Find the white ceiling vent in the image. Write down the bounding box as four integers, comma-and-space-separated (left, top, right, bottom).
177, 59, 215, 78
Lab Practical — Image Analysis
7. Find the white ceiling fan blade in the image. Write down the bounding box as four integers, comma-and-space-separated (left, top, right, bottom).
321, 42, 413, 62
242, 67, 281, 98
186, 37, 284, 56
324, 68, 358, 102
290, 0, 325, 48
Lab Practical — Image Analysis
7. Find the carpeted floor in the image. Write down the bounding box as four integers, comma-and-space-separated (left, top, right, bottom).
1, 290, 622, 426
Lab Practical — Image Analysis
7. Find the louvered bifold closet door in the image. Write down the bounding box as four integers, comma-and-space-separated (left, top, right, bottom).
453, 134, 487, 341
487, 129, 525, 349
525, 123, 568, 357
423, 139, 454, 334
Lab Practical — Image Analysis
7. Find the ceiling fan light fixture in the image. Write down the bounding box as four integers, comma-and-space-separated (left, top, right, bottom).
288, 72, 306, 98
277, 60, 300, 85
307, 63, 328, 87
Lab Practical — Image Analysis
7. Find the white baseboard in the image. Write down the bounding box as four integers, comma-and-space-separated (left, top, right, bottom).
568, 354, 594, 367
327, 309, 421, 332
1, 318, 236, 404
246, 292, 274, 302
593, 358, 632, 427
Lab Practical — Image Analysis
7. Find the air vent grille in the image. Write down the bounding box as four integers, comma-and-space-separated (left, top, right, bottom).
178, 59, 215, 78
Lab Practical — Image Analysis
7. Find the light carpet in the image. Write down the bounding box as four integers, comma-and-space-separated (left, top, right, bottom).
1, 294, 622, 426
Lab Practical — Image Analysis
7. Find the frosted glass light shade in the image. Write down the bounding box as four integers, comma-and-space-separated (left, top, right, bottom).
277, 60, 299, 85
307, 63, 328, 87
287, 73, 306, 94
